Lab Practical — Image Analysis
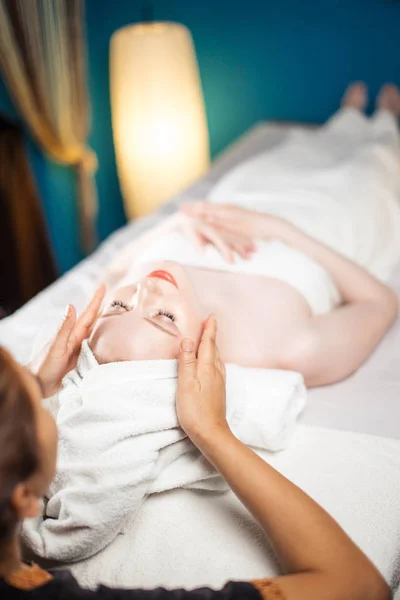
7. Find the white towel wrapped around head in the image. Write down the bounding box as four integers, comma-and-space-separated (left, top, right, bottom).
22, 340, 306, 562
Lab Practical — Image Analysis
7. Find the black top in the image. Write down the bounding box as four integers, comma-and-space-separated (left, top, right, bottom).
0, 569, 262, 600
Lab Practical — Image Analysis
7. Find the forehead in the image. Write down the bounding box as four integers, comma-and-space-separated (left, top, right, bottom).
93, 311, 180, 361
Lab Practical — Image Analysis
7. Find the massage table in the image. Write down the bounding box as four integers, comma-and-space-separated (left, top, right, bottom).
1, 122, 400, 595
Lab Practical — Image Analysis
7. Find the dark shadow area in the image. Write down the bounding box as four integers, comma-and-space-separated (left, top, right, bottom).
0, 114, 58, 316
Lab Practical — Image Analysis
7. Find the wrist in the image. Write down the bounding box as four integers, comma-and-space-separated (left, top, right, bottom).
190, 422, 235, 455
36, 373, 55, 398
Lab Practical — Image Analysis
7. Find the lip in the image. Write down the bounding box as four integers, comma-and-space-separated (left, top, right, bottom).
147, 270, 179, 289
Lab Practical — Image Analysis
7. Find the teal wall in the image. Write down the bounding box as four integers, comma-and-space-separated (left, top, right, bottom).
2, 0, 400, 273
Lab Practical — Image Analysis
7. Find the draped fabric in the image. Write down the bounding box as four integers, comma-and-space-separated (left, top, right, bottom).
0, 0, 98, 252
0, 115, 57, 315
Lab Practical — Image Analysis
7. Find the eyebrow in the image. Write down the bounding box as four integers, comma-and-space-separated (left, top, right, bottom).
144, 317, 179, 338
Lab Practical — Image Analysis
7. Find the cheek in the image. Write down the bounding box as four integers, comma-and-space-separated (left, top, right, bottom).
89, 320, 130, 363
178, 301, 204, 347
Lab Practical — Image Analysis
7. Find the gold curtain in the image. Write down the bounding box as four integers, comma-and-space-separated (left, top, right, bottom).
0, 0, 97, 252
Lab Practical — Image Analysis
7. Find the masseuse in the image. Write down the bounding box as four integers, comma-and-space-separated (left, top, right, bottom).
0, 288, 389, 600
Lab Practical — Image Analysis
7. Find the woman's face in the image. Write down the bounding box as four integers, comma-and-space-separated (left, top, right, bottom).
90, 261, 206, 363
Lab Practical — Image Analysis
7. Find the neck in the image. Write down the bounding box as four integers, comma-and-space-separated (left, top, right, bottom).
0, 536, 23, 579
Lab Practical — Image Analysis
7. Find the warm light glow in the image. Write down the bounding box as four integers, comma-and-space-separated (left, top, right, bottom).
110, 22, 210, 219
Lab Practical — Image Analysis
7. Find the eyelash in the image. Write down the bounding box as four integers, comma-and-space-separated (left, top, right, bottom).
110, 300, 128, 310
110, 302, 175, 322
155, 309, 176, 322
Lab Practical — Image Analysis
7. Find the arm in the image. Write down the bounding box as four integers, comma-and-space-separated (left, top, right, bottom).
200, 430, 389, 600
176, 319, 390, 600
182, 202, 398, 386
276, 221, 398, 386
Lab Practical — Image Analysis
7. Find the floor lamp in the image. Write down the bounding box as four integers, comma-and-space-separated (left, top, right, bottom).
110, 21, 210, 218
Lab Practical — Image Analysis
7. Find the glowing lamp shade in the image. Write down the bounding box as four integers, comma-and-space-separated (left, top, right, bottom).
110, 22, 210, 219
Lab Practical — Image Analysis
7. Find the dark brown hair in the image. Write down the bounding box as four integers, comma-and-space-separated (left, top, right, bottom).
0, 347, 39, 545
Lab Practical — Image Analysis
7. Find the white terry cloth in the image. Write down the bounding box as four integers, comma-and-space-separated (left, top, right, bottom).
208, 109, 400, 282
22, 340, 306, 562
134, 108, 400, 314
68, 425, 400, 593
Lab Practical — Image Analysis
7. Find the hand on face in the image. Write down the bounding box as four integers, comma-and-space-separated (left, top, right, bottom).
89, 263, 205, 363
176, 316, 228, 446
178, 212, 255, 263
181, 201, 284, 241
29, 285, 106, 397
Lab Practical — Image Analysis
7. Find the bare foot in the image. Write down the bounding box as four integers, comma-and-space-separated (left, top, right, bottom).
341, 82, 368, 110
377, 84, 400, 116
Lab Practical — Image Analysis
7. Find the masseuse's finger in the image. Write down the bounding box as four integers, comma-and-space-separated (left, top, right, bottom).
220, 360, 226, 382
215, 345, 226, 382
197, 315, 217, 368
178, 338, 197, 382
50, 304, 78, 356
73, 284, 106, 343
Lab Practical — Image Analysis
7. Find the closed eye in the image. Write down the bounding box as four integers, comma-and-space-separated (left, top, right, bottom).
110, 300, 129, 310
99, 299, 130, 317
154, 309, 176, 322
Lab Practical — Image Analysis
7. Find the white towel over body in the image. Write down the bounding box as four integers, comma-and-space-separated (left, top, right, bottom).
208, 117, 400, 280
133, 116, 400, 314
22, 341, 306, 562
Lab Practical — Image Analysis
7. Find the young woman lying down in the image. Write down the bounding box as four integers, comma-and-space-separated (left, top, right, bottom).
22, 82, 400, 564
94, 82, 400, 388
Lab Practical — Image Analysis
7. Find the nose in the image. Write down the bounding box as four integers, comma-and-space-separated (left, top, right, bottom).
134, 278, 162, 310
142, 277, 161, 293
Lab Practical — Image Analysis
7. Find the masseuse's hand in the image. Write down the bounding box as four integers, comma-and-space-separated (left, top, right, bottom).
182, 201, 287, 241
176, 316, 229, 445
29, 285, 106, 398
178, 212, 255, 263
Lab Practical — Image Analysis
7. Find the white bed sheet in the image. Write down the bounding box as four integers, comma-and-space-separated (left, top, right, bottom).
68, 425, 400, 593
2, 122, 400, 593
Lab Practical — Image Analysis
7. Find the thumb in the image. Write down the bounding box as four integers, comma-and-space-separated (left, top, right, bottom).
51, 304, 77, 355
178, 338, 197, 382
